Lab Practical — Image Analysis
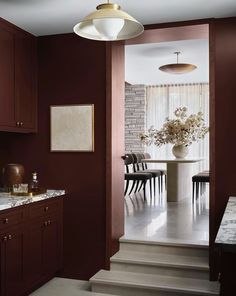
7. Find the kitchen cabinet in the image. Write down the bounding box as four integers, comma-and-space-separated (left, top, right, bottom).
0, 226, 26, 296
26, 199, 63, 288
0, 18, 37, 133
0, 197, 63, 296
0, 25, 15, 129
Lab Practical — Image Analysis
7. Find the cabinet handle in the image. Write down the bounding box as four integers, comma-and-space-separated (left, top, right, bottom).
44, 206, 49, 212
44, 221, 48, 227
8, 234, 12, 240
16, 121, 20, 127
2, 236, 7, 242
20, 122, 24, 127
48, 220, 51, 225
3, 218, 9, 224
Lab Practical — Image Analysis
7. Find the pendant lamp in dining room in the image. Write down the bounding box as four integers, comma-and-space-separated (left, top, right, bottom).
159, 52, 197, 74
73, 1, 144, 41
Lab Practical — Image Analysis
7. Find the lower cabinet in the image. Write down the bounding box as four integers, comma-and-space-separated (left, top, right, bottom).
0, 226, 26, 296
0, 197, 63, 296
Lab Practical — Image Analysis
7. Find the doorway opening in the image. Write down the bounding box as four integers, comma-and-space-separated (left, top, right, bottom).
123, 23, 210, 245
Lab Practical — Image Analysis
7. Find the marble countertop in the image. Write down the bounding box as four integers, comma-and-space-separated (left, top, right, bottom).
215, 196, 236, 252
0, 189, 65, 211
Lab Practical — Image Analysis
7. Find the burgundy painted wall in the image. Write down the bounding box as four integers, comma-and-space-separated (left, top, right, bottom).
210, 17, 236, 277
0, 33, 108, 279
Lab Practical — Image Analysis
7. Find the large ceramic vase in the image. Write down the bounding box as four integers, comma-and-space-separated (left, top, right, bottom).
172, 145, 189, 159
2, 163, 25, 192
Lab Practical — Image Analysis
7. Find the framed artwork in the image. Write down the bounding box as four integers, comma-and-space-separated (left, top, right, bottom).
50, 104, 94, 152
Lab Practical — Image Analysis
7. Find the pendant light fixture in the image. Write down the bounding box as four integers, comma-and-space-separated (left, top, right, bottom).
73, 1, 144, 41
159, 52, 197, 74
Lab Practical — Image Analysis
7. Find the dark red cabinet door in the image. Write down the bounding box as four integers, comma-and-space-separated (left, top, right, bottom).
1, 226, 25, 296
43, 215, 62, 275
0, 26, 15, 129
26, 213, 62, 287
25, 219, 44, 287
15, 32, 37, 132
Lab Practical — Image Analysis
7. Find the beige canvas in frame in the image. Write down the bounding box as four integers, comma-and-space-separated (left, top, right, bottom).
50, 104, 94, 152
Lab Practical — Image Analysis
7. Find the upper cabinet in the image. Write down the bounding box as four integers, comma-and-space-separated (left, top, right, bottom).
0, 19, 37, 133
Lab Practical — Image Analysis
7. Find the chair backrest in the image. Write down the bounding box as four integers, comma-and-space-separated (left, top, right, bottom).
144, 152, 151, 159
143, 152, 152, 169
141, 153, 147, 170
131, 153, 138, 172
135, 153, 145, 171
123, 153, 134, 173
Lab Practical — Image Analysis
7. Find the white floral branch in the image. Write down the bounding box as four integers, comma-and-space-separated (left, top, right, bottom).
140, 107, 209, 147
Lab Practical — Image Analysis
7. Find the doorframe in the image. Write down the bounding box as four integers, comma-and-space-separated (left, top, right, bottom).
106, 18, 217, 278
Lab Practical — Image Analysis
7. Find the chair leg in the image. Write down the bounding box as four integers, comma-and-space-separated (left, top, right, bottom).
149, 179, 152, 198
158, 176, 161, 194
137, 180, 143, 192
128, 180, 136, 195
160, 174, 163, 192
134, 180, 140, 193
143, 180, 147, 201
124, 180, 130, 196
196, 182, 199, 199
153, 177, 156, 196
192, 181, 195, 202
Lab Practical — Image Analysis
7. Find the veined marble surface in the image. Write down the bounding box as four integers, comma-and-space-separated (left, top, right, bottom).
215, 196, 236, 252
0, 190, 65, 211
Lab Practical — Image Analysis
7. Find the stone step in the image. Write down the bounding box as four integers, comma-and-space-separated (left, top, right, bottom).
111, 250, 209, 279
119, 238, 209, 258
90, 270, 220, 296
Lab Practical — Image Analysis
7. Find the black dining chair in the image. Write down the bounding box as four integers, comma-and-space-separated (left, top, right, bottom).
123, 153, 152, 201
133, 153, 161, 196
143, 152, 167, 192
192, 171, 210, 200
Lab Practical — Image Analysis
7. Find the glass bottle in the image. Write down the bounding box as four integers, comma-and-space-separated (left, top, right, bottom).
30, 172, 39, 193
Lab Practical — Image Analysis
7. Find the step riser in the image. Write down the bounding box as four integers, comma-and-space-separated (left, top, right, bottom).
92, 284, 216, 296
111, 262, 209, 280
120, 243, 208, 258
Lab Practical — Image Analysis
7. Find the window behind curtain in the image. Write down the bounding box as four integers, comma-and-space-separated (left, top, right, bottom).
145, 83, 209, 172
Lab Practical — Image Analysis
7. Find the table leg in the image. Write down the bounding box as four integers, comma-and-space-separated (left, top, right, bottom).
167, 163, 192, 202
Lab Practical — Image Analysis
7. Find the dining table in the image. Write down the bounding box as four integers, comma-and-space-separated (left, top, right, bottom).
142, 157, 204, 202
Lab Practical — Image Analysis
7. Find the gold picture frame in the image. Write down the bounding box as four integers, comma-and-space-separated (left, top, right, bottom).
50, 104, 94, 152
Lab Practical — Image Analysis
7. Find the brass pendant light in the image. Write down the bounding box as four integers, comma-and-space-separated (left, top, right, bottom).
159, 52, 197, 74
73, 1, 144, 41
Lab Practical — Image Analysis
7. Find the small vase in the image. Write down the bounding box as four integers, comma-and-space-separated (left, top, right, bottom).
2, 163, 25, 192
172, 145, 189, 159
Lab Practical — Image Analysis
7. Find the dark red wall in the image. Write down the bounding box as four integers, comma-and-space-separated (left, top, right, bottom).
210, 17, 236, 277
0, 33, 107, 279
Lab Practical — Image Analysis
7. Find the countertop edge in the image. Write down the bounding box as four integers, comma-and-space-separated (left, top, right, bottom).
215, 196, 236, 252
0, 189, 66, 211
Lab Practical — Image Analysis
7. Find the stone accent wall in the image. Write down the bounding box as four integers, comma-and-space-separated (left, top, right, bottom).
125, 84, 146, 153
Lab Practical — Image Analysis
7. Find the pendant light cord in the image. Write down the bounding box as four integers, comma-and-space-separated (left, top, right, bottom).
174, 52, 180, 64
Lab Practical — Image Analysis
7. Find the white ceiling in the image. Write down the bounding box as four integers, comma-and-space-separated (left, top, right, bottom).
0, 0, 235, 36
125, 39, 209, 85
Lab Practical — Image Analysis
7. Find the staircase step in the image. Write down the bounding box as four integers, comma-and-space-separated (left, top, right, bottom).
119, 238, 209, 258
111, 250, 209, 279
90, 270, 219, 296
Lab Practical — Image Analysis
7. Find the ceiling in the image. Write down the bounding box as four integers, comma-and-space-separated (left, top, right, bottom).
125, 39, 209, 85
0, 0, 235, 36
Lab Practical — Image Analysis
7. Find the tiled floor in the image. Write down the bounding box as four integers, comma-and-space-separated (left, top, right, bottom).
123, 185, 209, 245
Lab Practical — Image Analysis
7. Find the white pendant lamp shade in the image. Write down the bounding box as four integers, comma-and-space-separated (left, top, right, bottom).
73, 3, 144, 41
93, 18, 125, 40
159, 52, 197, 74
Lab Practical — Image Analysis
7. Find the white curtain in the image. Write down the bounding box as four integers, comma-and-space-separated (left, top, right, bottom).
145, 83, 209, 172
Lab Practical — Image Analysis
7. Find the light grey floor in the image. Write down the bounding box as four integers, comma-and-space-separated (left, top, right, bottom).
30, 278, 91, 296
124, 184, 209, 245
31, 186, 209, 295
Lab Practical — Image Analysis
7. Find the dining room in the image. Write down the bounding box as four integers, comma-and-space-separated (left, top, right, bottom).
123, 29, 210, 246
